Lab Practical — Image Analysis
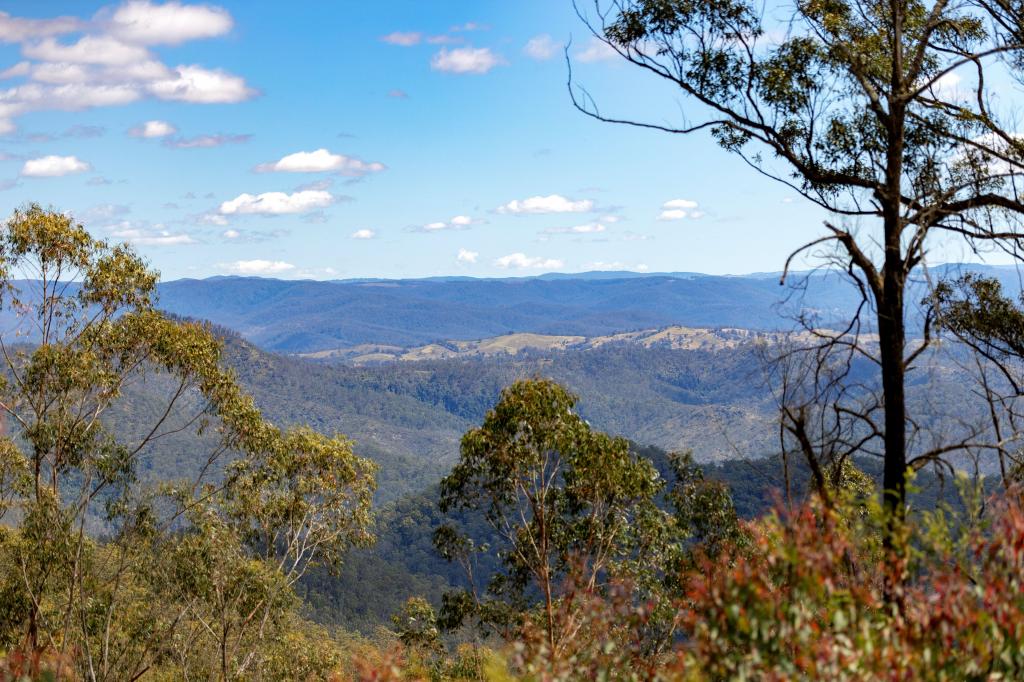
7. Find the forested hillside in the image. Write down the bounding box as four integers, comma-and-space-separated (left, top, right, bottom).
118, 325, 975, 504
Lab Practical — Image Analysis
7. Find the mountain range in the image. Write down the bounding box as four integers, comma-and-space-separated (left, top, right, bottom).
151, 265, 1023, 353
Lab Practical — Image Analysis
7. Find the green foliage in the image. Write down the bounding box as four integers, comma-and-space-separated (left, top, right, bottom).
0, 204, 375, 680
435, 379, 664, 651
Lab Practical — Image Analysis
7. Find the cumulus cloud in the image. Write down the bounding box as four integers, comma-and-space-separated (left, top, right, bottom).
164, 133, 249, 148
106, 1, 233, 45
658, 198, 703, 220
147, 64, 254, 103
380, 31, 421, 46
457, 248, 479, 264
431, 46, 502, 74
23, 35, 151, 65
497, 194, 594, 214
222, 229, 239, 239
0, 61, 29, 78
495, 252, 565, 269
419, 215, 477, 232
219, 190, 334, 216
543, 222, 606, 235
524, 34, 559, 60
223, 259, 295, 275
128, 119, 175, 137
351, 228, 376, 239
256, 148, 386, 176
0, 4, 253, 133
21, 154, 89, 176
0, 12, 83, 43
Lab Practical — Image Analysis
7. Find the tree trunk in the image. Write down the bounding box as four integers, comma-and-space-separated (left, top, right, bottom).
878, 271, 907, 527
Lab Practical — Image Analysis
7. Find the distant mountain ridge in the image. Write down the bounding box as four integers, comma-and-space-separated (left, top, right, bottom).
297, 325, 824, 365
153, 264, 1022, 353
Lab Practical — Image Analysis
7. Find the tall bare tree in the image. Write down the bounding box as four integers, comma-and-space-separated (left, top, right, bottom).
572, 0, 1024, 539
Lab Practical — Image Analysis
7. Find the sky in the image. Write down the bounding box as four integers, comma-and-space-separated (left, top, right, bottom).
0, 0, 977, 281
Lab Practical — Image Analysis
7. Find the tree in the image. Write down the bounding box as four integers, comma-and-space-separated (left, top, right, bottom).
435, 378, 663, 657
571, 0, 1024, 545
0, 204, 376, 679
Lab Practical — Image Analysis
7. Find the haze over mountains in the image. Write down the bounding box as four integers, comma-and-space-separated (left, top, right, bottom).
153, 265, 1024, 354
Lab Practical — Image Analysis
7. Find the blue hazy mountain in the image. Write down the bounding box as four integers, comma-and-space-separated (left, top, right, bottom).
152, 264, 1022, 353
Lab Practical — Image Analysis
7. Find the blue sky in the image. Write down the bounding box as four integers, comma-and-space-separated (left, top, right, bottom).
0, 1, 874, 280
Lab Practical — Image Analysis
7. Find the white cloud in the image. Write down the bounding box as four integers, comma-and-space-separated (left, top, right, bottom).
524, 34, 558, 60
381, 31, 421, 46
222, 229, 240, 239
23, 36, 151, 65
658, 199, 701, 220
457, 248, 479, 263
147, 64, 254, 103
107, 1, 233, 45
0, 61, 29, 79
0, 12, 82, 43
256, 148, 385, 176
223, 259, 295, 275
420, 215, 477, 232
21, 154, 89, 177
351, 228, 375, 239
0, 5, 252, 133
495, 252, 565, 269
431, 46, 502, 74
544, 222, 606, 234
219, 190, 334, 215
576, 37, 619, 63
128, 119, 175, 137
107, 221, 196, 246
497, 194, 594, 214
663, 198, 698, 209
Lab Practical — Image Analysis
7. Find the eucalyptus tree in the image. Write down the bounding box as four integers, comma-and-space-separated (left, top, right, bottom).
435, 379, 664, 657
0, 204, 376, 680
572, 0, 1024, 536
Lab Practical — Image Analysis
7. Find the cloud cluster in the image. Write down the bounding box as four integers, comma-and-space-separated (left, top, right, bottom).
256, 148, 386, 176
430, 47, 502, 74
0, 1, 254, 133
218, 190, 334, 216
21, 154, 89, 177
497, 194, 594, 214
128, 118, 175, 137
420, 215, 476, 232
658, 199, 704, 220
351, 228, 375, 239
106, 220, 196, 247
495, 252, 564, 269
